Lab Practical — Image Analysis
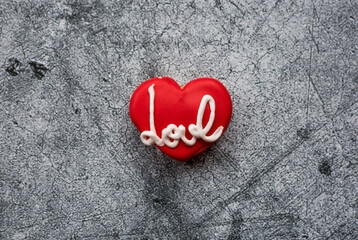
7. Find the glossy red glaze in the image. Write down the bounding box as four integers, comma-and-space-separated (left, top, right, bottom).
129, 77, 232, 161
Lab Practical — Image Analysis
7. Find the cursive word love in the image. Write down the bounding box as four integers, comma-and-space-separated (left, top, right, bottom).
140, 84, 224, 148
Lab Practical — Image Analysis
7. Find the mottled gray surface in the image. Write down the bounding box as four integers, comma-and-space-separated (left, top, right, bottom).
0, 0, 357, 239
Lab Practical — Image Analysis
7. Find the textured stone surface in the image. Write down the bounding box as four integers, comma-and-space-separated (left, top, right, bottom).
0, 0, 357, 239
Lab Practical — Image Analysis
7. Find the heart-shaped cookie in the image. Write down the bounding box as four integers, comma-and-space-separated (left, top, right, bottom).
129, 77, 232, 161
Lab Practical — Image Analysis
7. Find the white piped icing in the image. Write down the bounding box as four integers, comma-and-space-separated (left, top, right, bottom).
140, 84, 224, 148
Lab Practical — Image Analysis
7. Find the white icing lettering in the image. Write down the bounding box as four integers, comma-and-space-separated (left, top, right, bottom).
140, 84, 224, 148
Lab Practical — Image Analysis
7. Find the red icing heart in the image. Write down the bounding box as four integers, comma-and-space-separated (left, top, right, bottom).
129, 77, 232, 161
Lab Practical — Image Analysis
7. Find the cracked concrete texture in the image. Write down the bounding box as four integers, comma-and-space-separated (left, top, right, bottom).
0, 0, 357, 239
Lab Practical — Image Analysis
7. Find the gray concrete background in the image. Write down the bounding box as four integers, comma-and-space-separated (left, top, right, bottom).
0, 0, 357, 239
